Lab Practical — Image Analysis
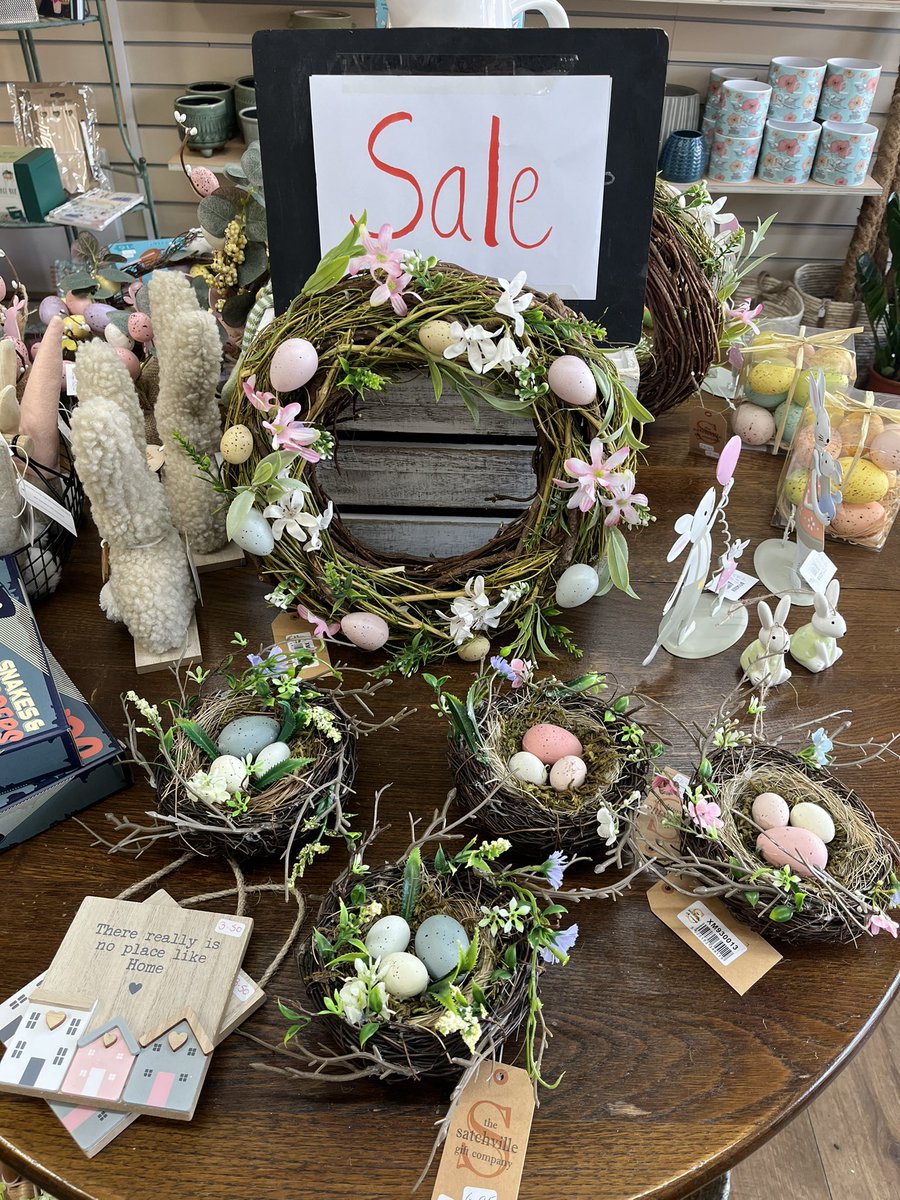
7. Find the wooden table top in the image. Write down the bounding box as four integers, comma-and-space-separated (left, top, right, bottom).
1, 410, 898, 1200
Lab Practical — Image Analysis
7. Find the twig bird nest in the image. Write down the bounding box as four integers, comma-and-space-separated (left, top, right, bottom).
302, 862, 530, 1082
159, 687, 357, 862
447, 678, 655, 858
679, 744, 900, 943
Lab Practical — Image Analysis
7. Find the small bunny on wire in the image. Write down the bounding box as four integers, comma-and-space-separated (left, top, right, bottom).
739, 596, 793, 687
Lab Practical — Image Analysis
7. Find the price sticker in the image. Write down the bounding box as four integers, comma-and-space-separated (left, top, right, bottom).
215, 918, 246, 938
799, 550, 837, 592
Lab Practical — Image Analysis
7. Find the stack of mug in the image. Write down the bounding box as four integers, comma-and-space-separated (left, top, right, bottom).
704, 56, 881, 188
175, 76, 258, 158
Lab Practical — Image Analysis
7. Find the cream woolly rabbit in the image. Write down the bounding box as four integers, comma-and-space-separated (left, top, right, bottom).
739, 596, 792, 687
789, 579, 845, 673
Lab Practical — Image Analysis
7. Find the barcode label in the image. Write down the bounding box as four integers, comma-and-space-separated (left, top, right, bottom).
677, 901, 747, 965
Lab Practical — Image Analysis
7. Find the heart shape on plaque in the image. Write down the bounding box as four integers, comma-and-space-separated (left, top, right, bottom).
45, 1010, 66, 1030
168, 1030, 188, 1052
128, 982, 142, 994
102, 1031, 118, 1048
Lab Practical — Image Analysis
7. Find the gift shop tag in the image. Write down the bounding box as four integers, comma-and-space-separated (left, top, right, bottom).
146, 444, 165, 473
706, 568, 758, 601
431, 1062, 535, 1200
271, 611, 332, 679
798, 551, 837, 593
64, 361, 77, 398
17, 478, 76, 537
647, 875, 782, 995
633, 771, 683, 861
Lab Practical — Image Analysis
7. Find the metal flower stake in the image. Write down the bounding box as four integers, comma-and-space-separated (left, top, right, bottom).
644, 434, 749, 662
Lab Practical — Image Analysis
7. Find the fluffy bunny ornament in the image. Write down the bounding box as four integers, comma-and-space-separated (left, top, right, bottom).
740, 596, 792, 687
789, 579, 845, 673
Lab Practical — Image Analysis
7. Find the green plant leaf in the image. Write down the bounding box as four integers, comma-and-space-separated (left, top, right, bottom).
359, 1021, 380, 1048
276, 700, 297, 744
277, 999, 305, 1021
400, 847, 422, 922
769, 905, 795, 923
245, 209, 268, 243
241, 142, 263, 187
252, 756, 314, 790
428, 357, 444, 403
458, 926, 479, 975
238, 241, 268, 286
445, 695, 481, 755
198, 193, 236, 238
303, 211, 366, 295
745, 890, 760, 908
174, 718, 220, 761
226, 491, 256, 542
606, 525, 639, 599
313, 930, 333, 959
221, 292, 255, 328
434, 845, 452, 875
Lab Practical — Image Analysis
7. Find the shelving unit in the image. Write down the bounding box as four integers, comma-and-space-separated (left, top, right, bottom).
705, 173, 883, 197
168, 140, 245, 175
0, 1, 158, 236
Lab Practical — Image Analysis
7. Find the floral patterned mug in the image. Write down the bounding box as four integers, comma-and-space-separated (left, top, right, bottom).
816, 58, 881, 123
812, 120, 878, 186
717, 79, 772, 137
708, 132, 763, 183
757, 119, 821, 184
767, 56, 825, 124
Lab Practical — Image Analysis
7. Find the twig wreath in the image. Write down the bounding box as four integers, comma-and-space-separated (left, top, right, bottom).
214, 217, 653, 675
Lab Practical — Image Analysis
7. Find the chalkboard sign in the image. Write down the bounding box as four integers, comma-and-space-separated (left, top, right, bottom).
252, 28, 668, 344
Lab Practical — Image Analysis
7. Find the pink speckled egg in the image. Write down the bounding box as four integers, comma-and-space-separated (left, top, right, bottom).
547, 355, 597, 407
868, 426, 900, 472
830, 501, 886, 539
85, 302, 114, 334
127, 312, 154, 344
64, 290, 93, 316
114, 347, 141, 379
549, 755, 588, 791
29, 339, 42, 361
521, 723, 583, 766
39, 295, 68, 324
751, 791, 790, 830
732, 403, 776, 446
756, 825, 828, 879
269, 338, 318, 392
789, 424, 842, 470
341, 612, 389, 652
190, 165, 220, 197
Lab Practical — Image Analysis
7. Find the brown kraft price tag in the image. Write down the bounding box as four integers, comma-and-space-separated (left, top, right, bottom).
647, 874, 782, 995
633, 770, 685, 860
431, 1062, 535, 1200
270, 611, 332, 680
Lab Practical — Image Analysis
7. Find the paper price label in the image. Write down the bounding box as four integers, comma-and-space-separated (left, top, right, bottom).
17, 478, 77, 537
232, 973, 255, 1002
799, 550, 837, 592
706, 568, 758, 601
677, 901, 747, 965
215, 918, 246, 938
64, 362, 77, 397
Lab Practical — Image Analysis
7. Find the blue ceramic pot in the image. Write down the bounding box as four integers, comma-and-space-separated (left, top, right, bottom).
659, 129, 706, 183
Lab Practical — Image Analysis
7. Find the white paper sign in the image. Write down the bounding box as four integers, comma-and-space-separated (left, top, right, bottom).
309, 74, 611, 299
799, 550, 837, 592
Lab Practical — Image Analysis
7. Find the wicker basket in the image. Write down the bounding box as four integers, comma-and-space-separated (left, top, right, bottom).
13, 437, 84, 602
745, 271, 804, 336
449, 686, 651, 858
158, 687, 357, 862
793, 262, 875, 383
302, 862, 532, 1082
682, 745, 900, 944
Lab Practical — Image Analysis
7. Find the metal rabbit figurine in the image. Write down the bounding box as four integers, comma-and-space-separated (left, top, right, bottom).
792, 368, 843, 590
790, 579, 845, 673
739, 596, 793, 687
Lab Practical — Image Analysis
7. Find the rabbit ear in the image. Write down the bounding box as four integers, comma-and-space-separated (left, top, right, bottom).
774, 595, 792, 626
826, 578, 840, 607
758, 601, 774, 630
813, 590, 829, 618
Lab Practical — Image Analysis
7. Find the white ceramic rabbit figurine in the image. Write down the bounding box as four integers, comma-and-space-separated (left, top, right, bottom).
789, 579, 845, 673
739, 596, 792, 686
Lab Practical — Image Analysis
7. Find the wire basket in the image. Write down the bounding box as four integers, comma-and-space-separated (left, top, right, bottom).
745, 271, 804, 336
793, 262, 875, 383
13, 437, 84, 601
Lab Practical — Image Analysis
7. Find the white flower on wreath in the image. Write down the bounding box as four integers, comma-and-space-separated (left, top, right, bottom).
338, 977, 369, 1026
186, 770, 231, 807
485, 332, 531, 375
443, 322, 501, 374
596, 804, 619, 847
494, 270, 533, 336
302, 501, 334, 553
438, 575, 515, 646
263, 489, 321, 543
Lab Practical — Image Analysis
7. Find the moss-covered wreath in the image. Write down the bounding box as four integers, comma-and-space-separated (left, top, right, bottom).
218, 221, 653, 674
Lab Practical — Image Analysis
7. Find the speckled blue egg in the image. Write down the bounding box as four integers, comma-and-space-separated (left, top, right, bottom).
217, 715, 280, 759
414, 914, 470, 981
774, 400, 803, 448
365, 915, 411, 958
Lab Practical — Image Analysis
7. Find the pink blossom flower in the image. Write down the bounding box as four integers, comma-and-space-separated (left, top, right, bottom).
243, 373, 276, 414
830, 139, 851, 158
741, 98, 760, 113
725, 298, 763, 335
601, 470, 648, 528
866, 76, 878, 92
262, 403, 321, 461
651, 773, 680, 797
370, 271, 411, 317
828, 74, 846, 93
688, 797, 725, 833
297, 603, 340, 639
777, 138, 800, 156
553, 439, 629, 514
780, 74, 799, 93
784, 176, 797, 185
349, 223, 407, 280
835, 177, 848, 186
848, 94, 863, 111
867, 912, 899, 938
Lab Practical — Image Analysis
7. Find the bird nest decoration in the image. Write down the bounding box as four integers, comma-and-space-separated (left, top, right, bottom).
436, 668, 659, 859
641, 699, 900, 943
118, 637, 371, 868
213, 217, 652, 677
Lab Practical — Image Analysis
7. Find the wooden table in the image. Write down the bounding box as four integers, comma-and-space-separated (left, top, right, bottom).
1, 411, 897, 1200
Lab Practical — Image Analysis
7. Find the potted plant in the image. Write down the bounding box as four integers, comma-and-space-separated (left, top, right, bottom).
856, 191, 900, 394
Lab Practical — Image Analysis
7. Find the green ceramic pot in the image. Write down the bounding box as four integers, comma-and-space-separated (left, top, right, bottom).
238, 106, 258, 146
176, 94, 229, 157
235, 74, 255, 114
287, 8, 355, 28
187, 80, 236, 139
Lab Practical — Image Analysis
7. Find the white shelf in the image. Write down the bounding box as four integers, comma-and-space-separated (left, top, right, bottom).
704, 173, 883, 197
168, 139, 244, 174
